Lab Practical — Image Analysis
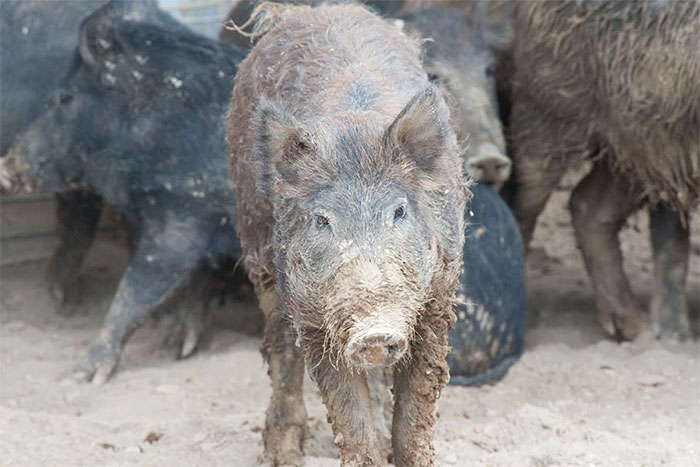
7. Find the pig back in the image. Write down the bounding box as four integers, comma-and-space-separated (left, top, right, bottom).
232, 3, 426, 125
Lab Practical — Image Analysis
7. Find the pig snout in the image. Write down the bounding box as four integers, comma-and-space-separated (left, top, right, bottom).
466, 144, 512, 188
346, 332, 408, 369
0, 151, 34, 195
344, 311, 411, 369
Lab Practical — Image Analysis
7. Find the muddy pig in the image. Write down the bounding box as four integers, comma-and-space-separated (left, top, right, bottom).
218, 0, 404, 49
396, 5, 511, 189
226, 3, 467, 465
510, 0, 699, 340
448, 182, 526, 386
1, 0, 248, 383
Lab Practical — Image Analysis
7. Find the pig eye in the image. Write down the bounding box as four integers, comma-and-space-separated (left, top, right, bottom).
486, 63, 496, 77
427, 72, 441, 83
394, 205, 407, 220
57, 92, 73, 105
315, 214, 330, 228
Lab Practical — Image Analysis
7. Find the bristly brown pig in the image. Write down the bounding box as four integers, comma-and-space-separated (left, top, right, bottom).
226, 3, 468, 465
510, 0, 699, 340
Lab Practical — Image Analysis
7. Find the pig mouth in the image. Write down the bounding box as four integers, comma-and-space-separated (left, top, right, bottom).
0, 150, 37, 195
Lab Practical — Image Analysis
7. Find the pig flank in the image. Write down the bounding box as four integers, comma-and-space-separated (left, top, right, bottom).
512, 0, 699, 219
227, 3, 466, 465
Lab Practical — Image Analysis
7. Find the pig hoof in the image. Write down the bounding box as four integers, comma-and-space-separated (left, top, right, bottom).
158, 327, 184, 360
180, 311, 206, 359
264, 426, 304, 467
180, 327, 200, 358
47, 282, 81, 316
157, 313, 205, 360
650, 301, 691, 341
73, 340, 119, 384
614, 314, 643, 341
598, 306, 644, 341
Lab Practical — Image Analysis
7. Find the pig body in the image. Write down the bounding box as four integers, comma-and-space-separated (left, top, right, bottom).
448, 182, 526, 386
226, 4, 466, 465
510, 0, 699, 339
3, 0, 247, 383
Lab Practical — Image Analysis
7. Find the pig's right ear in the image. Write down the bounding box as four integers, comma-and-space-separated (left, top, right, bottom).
78, 2, 119, 69
251, 99, 312, 198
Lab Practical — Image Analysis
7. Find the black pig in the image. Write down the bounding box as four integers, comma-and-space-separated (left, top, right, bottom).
2, 0, 247, 383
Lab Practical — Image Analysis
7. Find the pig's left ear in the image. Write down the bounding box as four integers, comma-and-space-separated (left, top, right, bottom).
251, 98, 313, 198
385, 85, 455, 182
78, 2, 119, 69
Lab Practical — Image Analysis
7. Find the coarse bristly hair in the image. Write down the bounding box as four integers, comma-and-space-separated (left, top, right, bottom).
511, 0, 699, 216
226, 2, 468, 367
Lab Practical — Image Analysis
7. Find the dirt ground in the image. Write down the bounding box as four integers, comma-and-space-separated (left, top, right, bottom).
1, 170, 699, 466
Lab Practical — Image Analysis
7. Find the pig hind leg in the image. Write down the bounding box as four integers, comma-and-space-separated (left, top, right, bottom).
74, 221, 203, 384
649, 204, 691, 340
569, 161, 645, 340
45, 190, 102, 314
159, 264, 215, 359
257, 288, 307, 467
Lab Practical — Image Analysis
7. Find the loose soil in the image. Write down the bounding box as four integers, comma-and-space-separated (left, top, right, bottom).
1, 170, 698, 466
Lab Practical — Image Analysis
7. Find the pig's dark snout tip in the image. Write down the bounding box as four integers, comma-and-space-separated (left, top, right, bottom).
347, 334, 407, 369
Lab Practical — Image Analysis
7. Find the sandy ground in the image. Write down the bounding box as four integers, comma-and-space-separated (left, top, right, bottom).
1, 172, 699, 466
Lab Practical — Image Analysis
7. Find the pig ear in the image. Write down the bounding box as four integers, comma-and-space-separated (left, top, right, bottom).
78, 2, 118, 69
385, 85, 455, 181
251, 99, 313, 197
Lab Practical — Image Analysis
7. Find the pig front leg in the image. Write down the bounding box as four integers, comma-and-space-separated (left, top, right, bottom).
569, 161, 644, 340
74, 220, 203, 384
45, 190, 102, 314
649, 204, 691, 340
392, 308, 453, 467
257, 289, 307, 467
306, 349, 386, 466
509, 98, 571, 248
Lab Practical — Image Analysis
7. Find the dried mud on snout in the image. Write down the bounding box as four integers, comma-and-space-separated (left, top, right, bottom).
1, 167, 698, 466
